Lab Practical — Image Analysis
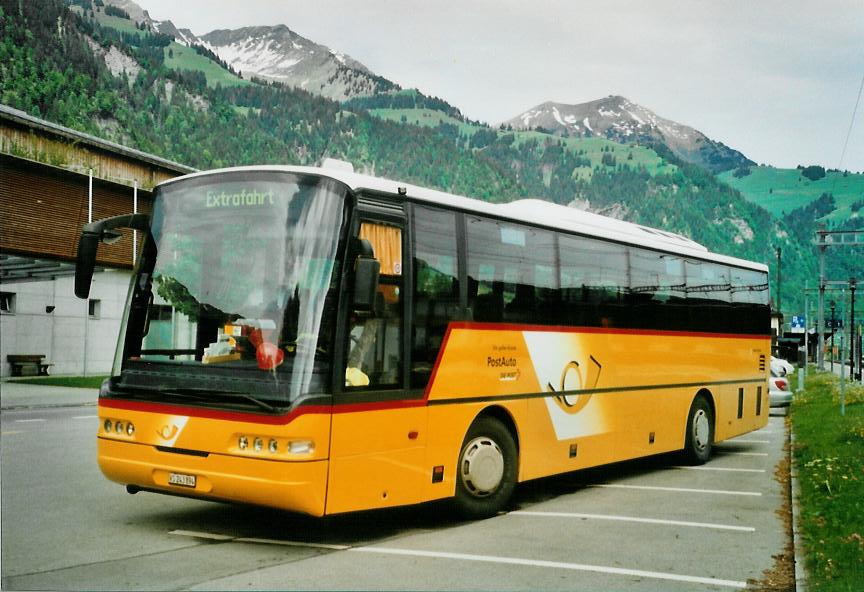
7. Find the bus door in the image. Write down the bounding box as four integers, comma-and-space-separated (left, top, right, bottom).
326, 206, 429, 514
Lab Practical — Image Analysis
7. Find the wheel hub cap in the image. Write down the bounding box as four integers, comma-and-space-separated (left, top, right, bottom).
461, 437, 504, 497
693, 410, 709, 450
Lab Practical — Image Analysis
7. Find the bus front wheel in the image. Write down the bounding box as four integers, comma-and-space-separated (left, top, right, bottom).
683, 396, 714, 464
453, 417, 517, 519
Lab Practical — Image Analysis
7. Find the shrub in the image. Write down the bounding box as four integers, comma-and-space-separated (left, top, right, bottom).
801, 165, 826, 181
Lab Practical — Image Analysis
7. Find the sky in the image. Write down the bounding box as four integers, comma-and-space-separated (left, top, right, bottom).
138, 0, 864, 172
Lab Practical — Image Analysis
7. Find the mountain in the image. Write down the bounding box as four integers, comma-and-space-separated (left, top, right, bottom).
198, 25, 397, 100
98, 0, 397, 100
503, 96, 752, 173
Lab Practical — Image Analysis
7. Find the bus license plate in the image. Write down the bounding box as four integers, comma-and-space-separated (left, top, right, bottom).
168, 472, 196, 488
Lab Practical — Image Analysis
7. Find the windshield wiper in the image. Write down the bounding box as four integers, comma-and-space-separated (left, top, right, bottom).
116, 384, 281, 413
161, 387, 281, 413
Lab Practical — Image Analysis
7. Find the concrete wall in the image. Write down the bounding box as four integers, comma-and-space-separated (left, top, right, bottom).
0, 270, 132, 377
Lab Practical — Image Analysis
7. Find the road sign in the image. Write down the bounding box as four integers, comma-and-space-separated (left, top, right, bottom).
791, 315, 806, 333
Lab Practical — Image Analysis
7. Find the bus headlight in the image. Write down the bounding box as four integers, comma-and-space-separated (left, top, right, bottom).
116, 421, 124, 434
269, 439, 278, 453
254, 437, 263, 452
104, 419, 113, 433
126, 422, 135, 436
239, 436, 248, 450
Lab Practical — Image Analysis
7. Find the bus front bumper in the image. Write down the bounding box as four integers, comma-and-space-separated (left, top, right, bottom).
98, 437, 328, 516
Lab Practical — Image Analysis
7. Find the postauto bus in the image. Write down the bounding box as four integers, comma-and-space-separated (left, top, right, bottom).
74, 161, 770, 518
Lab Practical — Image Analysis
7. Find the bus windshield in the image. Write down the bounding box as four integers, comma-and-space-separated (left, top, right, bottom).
117, 171, 347, 407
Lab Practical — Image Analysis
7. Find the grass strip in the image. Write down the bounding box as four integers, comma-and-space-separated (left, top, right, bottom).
6, 376, 108, 389
792, 370, 864, 591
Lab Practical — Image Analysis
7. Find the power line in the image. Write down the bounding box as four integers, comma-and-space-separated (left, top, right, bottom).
837, 70, 864, 173
825, 69, 863, 234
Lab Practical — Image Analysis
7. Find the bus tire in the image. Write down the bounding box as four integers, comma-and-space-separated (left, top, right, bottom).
683, 396, 713, 464
453, 416, 517, 519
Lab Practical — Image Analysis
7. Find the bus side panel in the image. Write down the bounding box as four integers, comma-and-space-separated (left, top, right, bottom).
426, 327, 769, 483
326, 406, 428, 514
714, 374, 771, 442
523, 397, 618, 479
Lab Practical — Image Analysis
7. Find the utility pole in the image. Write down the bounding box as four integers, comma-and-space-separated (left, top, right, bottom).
776, 247, 782, 316
817, 233, 827, 369
851, 278, 857, 380
830, 300, 837, 373
814, 229, 864, 370
803, 281, 809, 374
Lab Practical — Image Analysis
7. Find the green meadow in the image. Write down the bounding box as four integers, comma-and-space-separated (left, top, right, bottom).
163, 42, 254, 88
93, 11, 140, 35
717, 166, 864, 222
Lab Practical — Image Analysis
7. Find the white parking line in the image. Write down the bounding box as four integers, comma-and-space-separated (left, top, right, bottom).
169, 529, 749, 587
590, 484, 762, 496
236, 537, 350, 550
669, 465, 766, 473
510, 510, 755, 532
169, 530, 350, 550
14, 419, 46, 423
351, 547, 747, 589
170, 530, 233, 541
73, 415, 97, 419
728, 439, 770, 444
716, 451, 769, 457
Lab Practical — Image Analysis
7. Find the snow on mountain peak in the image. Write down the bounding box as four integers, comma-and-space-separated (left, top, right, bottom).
502, 96, 752, 172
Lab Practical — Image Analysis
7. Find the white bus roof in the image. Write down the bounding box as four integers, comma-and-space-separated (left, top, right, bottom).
158, 164, 768, 273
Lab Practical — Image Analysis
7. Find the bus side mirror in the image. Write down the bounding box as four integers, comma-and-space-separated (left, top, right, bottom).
352, 257, 380, 313
350, 237, 380, 313
75, 230, 101, 299
75, 213, 151, 299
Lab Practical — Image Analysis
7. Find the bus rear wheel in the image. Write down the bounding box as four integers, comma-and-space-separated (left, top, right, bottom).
683, 396, 714, 464
453, 417, 517, 519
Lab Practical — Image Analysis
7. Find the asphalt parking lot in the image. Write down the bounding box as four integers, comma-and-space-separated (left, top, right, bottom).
184, 416, 788, 591
1, 387, 789, 591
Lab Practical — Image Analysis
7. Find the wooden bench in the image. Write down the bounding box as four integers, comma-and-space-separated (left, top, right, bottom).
7, 354, 53, 377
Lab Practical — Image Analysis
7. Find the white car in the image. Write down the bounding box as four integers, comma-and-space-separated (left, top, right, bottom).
770, 356, 794, 377
769, 369, 792, 407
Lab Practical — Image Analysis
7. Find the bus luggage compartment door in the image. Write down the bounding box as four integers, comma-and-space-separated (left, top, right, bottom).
325, 406, 428, 514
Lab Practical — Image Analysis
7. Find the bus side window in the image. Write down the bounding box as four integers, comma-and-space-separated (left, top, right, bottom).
686, 261, 731, 333
466, 217, 557, 326
346, 222, 403, 389
411, 206, 460, 389
731, 267, 770, 335
559, 234, 628, 328
628, 247, 686, 331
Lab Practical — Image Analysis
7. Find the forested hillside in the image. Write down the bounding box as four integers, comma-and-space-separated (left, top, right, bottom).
2, 0, 854, 317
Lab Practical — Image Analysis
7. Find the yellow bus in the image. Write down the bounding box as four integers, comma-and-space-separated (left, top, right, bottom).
75, 161, 770, 518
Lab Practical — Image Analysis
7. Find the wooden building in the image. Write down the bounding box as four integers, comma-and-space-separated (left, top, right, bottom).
0, 105, 196, 376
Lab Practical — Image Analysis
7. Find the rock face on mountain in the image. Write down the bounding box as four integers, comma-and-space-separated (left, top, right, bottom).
102, 0, 395, 100
504, 96, 752, 173
150, 19, 198, 46
198, 26, 397, 100
102, 0, 149, 21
